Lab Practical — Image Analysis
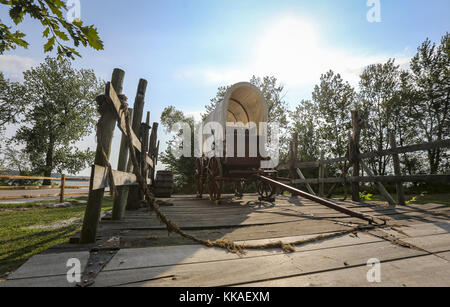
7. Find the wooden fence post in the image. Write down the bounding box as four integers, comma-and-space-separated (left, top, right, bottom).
390, 132, 406, 206
319, 151, 325, 197
289, 133, 298, 181
112, 108, 134, 220
149, 122, 159, 182
350, 110, 361, 202
139, 112, 151, 201
59, 174, 66, 203
80, 68, 125, 244
126, 79, 148, 211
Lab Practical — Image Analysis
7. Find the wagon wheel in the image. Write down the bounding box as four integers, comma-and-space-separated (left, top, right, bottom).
207, 157, 223, 201
194, 158, 204, 198
257, 180, 275, 199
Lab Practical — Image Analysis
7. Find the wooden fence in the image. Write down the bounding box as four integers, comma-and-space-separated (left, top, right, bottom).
0, 174, 90, 202
78, 68, 160, 244
281, 110, 450, 207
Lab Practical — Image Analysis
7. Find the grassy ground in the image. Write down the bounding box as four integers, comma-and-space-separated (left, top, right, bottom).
0, 196, 113, 279
348, 192, 450, 205
361, 192, 450, 205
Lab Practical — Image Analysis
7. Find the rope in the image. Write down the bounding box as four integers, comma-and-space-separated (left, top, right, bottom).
97, 96, 381, 255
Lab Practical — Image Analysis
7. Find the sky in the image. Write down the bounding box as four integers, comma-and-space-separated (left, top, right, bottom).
0, 0, 449, 176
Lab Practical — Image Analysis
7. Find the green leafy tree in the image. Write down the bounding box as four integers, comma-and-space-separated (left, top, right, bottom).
0, 71, 27, 136
13, 56, 103, 184
0, 145, 41, 186
409, 34, 450, 174
0, 0, 103, 59
312, 70, 356, 159
160, 106, 196, 193
289, 99, 321, 162
388, 70, 427, 176
359, 59, 401, 176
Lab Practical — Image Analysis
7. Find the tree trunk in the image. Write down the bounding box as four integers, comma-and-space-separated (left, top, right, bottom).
43, 134, 54, 186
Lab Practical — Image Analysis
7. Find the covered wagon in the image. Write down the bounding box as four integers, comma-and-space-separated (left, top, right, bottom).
195, 82, 277, 201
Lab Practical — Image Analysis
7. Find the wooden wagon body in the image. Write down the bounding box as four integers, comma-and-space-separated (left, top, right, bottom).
195, 82, 277, 200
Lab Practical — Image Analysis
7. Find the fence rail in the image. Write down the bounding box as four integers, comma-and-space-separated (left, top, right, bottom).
284, 110, 450, 207
0, 174, 90, 201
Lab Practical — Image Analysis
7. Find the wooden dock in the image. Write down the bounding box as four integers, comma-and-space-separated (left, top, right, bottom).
2, 194, 450, 287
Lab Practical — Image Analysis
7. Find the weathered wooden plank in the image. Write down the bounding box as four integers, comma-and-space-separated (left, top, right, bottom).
113, 108, 134, 221
126, 79, 149, 210
80, 69, 125, 244
380, 222, 450, 239
106, 233, 381, 272
0, 275, 77, 288
240, 254, 450, 287
401, 233, 450, 253
91, 165, 151, 190
105, 82, 154, 168
94, 239, 427, 287
6, 251, 90, 280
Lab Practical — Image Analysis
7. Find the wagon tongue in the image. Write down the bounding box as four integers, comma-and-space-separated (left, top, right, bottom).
257, 175, 386, 225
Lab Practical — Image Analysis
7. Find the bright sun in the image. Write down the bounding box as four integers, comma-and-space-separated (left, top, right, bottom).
255, 17, 323, 82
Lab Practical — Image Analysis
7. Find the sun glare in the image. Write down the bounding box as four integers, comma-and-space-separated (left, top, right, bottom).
255, 17, 323, 83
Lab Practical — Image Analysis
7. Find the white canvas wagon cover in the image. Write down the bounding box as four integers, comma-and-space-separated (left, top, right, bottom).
202, 82, 268, 137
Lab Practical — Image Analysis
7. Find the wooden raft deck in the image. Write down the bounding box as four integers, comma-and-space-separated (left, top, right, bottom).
2, 194, 450, 287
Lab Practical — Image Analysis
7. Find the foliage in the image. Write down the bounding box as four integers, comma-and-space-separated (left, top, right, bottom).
289, 100, 321, 162
12, 56, 102, 183
358, 59, 401, 176
160, 106, 196, 194
0, 146, 42, 186
0, 0, 103, 59
312, 70, 356, 159
0, 72, 27, 135
409, 33, 450, 173
359, 192, 373, 201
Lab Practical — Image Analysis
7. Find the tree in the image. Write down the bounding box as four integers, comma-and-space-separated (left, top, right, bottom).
0, 0, 103, 59
409, 33, 450, 174
0, 71, 27, 137
0, 145, 41, 186
13, 56, 103, 184
289, 99, 320, 162
160, 106, 196, 193
312, 70, 356, 159
359, 59, 401, 176
1, 145, 31, 173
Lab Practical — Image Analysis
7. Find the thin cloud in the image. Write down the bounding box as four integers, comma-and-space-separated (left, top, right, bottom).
0, 55, 37, 81
178, 16, 412, 90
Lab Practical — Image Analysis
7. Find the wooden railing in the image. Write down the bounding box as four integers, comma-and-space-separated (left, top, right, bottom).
79, 69, 160, 244
281, 110, 450, 207
0, 174, 90, 202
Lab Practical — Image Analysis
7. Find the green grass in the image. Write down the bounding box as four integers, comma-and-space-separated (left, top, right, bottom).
0, 196, 112, 278
334, 193, 450, 206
